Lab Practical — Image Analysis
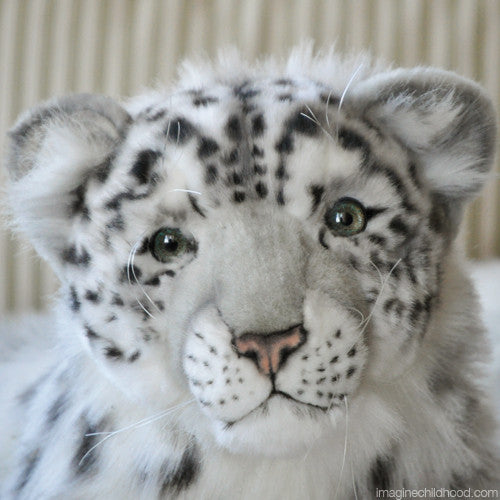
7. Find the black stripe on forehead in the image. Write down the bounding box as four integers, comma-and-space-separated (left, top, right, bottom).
361, 161, 413, 211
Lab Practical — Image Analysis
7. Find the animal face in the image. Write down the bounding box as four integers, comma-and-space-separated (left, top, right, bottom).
6, 56, 496, 457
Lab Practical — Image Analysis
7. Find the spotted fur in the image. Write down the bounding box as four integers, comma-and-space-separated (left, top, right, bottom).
1, 47, 499, 498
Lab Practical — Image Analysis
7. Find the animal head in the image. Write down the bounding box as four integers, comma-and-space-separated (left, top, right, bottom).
6, 51, 496, 456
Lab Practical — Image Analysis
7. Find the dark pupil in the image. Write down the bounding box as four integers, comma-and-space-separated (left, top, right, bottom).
335, 211, 353, 226
162, 235, 179, 253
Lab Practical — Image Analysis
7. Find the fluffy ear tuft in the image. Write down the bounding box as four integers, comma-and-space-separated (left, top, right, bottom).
351, 68, 497, 202
5, 94, 130, 270
7, 94, 130, 180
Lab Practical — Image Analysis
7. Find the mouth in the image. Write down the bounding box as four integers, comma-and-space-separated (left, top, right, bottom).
222, 389, 344, 428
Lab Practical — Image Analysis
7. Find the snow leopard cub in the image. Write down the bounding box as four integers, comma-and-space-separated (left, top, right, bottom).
1, 48, 499, 498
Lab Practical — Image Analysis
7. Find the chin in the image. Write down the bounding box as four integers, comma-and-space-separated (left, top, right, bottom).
210, 395, 339, 457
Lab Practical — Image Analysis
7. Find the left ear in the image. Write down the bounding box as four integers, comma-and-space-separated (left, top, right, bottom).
350, 67, 497, 204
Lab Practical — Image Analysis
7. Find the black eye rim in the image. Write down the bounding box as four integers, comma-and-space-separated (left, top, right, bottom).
324, 197, 367, 237
149, 227, 197, 263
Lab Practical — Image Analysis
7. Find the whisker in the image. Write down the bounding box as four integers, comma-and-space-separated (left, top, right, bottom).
324, 88, 335, 129
130, 239, 161, 315
127, 235, 157, 319
169, 189, 202, 195
79, 399, 196, 466
333, 395, 350, 499
345, 306, 365, 326
359, 259, 402, 335
301, 105, 335, 143
336, 63, 364, 139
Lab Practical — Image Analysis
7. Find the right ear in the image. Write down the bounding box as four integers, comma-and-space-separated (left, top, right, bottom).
5, 94, 131, 270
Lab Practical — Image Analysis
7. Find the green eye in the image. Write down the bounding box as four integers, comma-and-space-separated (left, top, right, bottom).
325, 197, 367, 237
149, 227, 194, 263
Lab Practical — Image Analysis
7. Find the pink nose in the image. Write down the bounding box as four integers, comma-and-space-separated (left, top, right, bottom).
233, 325, 306, 376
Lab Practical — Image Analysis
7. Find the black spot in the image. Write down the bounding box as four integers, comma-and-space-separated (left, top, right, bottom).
275, 134, 294, 154
166, 118, 195, 144
94, 156, 113, 183
255, 181, 268, 198
335, 329, 341, 338
159, 444, 200, 495
188, 194, 207, 218
289, 111, 320, 136
111, 294, 124, 306
409, 300, 424, 327
278, 93, 293, 102
330, 356, 339, 364
349, 255, 361, 272
389, 216, 410, 237
192, 96, 218, 107
233, 191, 246, 203
253, 163, 267, 175
275, 162, 288, 180
69, 184, 90, 220
225, 115, 242, 141
69, 286, 80, 312
106, 214, 125, 232
130, 150, 161, 184
61, 245, 91, 267
347, 347, 356, 357
370, 455, 393, 490
309, 184, 324, 214
337, 127, 368, 151
274, 78, 293, 86
120, 264, 143, 283
235, 85, 259, 100
205, 164, 218, 184
47, 393, 67, 426
144, 276, 161, 287
104, 345, 124, 360
128, 351, 141, 362
197, 137, 219, 158
252, 114, 266, 136
276, 189, 285, 205
347, 367, 356, 378
252, 144, 264, 157
231, 172, 242, 185
84, 290, 101, 303
368, 234, 386, 247
84, 325, 100, 339
73, 416, 107, 476
408, 162, 421, 188
223, 148, 239, 165
15, 449, 40, 492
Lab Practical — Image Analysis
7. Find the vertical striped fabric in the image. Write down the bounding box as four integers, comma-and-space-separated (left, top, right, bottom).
0, 0, 499, 313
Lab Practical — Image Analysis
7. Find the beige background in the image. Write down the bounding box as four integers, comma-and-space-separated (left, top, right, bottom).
0, 0, 499, 314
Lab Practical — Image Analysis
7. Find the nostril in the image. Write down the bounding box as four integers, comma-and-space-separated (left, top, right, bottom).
233, 325, 307, 376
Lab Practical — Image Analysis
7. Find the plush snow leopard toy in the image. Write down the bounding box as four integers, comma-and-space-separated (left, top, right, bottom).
1, 48, 499, 498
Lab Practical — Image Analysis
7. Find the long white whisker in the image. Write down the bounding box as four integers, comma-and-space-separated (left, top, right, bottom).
127, 237, 156, 319
130, 239, 161, 315
336, 63, 364, 138
324, 88, 335, 129
301, 105, 335, 143
333, 395, 349, 499
169, 189, 202, 195
79, 399, 196, 466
